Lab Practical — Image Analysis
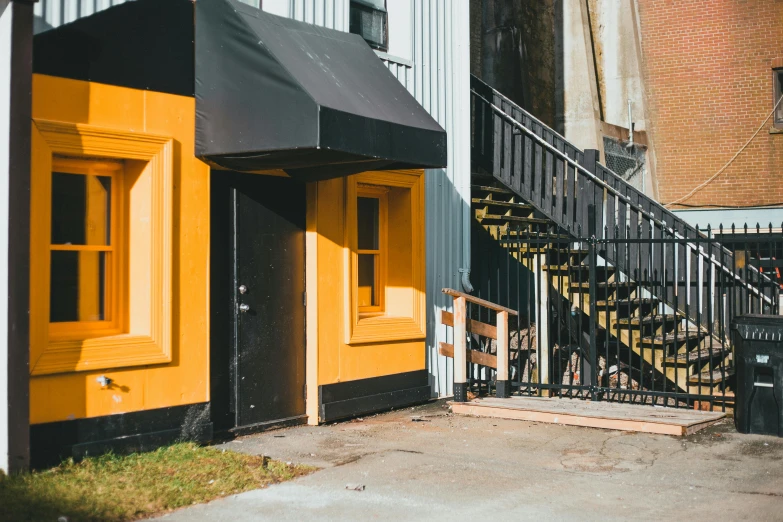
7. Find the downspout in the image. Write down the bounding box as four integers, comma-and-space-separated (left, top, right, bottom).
458, 0, 473, 294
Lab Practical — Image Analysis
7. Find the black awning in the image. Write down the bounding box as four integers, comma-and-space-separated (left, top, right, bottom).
195, 0, 447, 180
33, 0, 195, 97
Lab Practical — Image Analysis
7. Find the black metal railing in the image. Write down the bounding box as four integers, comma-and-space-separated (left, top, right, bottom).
470, 218, 782, 410
470, 74, 779, 337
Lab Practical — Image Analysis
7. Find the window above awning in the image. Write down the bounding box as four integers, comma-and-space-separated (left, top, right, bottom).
195, 0, 447, 181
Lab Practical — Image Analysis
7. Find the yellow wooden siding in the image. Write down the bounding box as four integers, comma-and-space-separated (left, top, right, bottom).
310, 172, 426, 390
29, 74, 210, 425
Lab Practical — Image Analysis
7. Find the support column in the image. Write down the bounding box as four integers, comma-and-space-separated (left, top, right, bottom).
0, 0, 33, 474
533, 254, 549, 396
495, 310, 510, 398
453, 296, 467, 402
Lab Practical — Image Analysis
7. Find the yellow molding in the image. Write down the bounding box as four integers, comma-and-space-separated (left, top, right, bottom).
356, 186, 387, 313
343, 170, 426, 345
30, 119, 174, 376
49, 157, 124, 339
305, 182, 319, 425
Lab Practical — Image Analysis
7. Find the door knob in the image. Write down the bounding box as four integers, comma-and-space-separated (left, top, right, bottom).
239, 303, 250, 313
238, 285, 247, 294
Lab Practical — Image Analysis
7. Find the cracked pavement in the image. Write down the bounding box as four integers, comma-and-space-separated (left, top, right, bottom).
152, 400, 783, 521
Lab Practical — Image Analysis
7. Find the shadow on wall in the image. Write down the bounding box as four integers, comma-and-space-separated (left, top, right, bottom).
471, 0, 560, 130
424, 167, 471, 398
470, 219, 534, 320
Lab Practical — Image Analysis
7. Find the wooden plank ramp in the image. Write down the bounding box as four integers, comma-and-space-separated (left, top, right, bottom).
449, 396, 725, 436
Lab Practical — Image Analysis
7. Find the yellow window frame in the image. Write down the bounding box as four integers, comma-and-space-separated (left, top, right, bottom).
30, 120, 174, 376
344, 170, 426, 345
356, 184, 388, 315
48, 157, 125, 340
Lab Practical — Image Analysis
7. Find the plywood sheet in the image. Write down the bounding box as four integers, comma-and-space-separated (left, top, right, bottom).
450, 396, 726, 436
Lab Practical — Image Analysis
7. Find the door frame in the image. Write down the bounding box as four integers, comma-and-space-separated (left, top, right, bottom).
209, 170, 309, 434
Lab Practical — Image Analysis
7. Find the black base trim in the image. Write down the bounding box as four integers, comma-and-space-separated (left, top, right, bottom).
227, 415, 308, 438
319, 370, 431, 423
453, 382, 468, 402
496, 380, 511, 398
30, 402, 213, 469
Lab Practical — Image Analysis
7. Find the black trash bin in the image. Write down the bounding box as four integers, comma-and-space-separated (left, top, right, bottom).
733, 314, 783, 437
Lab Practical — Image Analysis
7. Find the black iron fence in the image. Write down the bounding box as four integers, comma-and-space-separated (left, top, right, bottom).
468, 217, 782, 410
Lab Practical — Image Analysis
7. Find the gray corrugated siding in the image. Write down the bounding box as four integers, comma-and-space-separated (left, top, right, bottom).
383, 1, 470, 396
413, 0, 470, 397
36, 0, 470, 398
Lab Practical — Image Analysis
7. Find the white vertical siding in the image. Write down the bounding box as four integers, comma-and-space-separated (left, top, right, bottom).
35, 0, 128, 28
288, 0, 348, 31
34, 0, 350, 30
411, 0, 470, 397
379, 57, 413, 94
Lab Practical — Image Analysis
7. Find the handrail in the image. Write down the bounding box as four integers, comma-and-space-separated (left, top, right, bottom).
442, 288, 514, 401
471, 75, 574, 153
472, 89, 697, 240
442, 288, 519, 315
470, 87, 775, 304
472, 75, 726, 248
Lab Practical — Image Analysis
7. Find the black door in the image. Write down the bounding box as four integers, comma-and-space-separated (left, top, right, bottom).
211, 172, 306, 431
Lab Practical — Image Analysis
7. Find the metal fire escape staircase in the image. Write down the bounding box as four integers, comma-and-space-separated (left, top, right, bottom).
470, 75, 780, 400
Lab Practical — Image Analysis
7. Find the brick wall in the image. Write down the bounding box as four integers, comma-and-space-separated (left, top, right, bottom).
636, 0, 783, 209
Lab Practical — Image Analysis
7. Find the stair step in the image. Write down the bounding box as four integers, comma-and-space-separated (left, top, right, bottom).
570, 281, 636, 289
472, 198, 533, 211
637, 331, 705, 347
614, 313, 684, 327
663, 348, 726, 365
548, 247, 590, 257
502, 230, 569, 238
596, 297, 660, 308
689, 367, 734, 384
501, 244, 587, 254
471, 184, 514, 195
498, 235, 573, 243
542, 264, 617, 273
475, 213, 551, 225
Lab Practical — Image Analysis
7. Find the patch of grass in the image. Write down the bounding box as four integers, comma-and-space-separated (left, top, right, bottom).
0, 442, 315, 522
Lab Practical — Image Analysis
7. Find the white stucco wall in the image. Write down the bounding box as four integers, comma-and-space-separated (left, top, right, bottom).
559, 0, 603, 153
595, 0, 646, 132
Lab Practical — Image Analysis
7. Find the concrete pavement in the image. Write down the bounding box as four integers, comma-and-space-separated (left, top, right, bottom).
152, 400, 783, 521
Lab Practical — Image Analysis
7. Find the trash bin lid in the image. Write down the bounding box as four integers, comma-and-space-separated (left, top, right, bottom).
732, 314, 783, 341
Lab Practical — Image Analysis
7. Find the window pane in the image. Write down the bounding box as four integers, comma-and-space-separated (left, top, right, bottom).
357, 197, 379, 250
50, 250, 107, 322
349, 3, 387, 50
352, 0, 386, 11
52, 172, 111, 245
358, 253, 376, 307
776, 71, 783, 123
